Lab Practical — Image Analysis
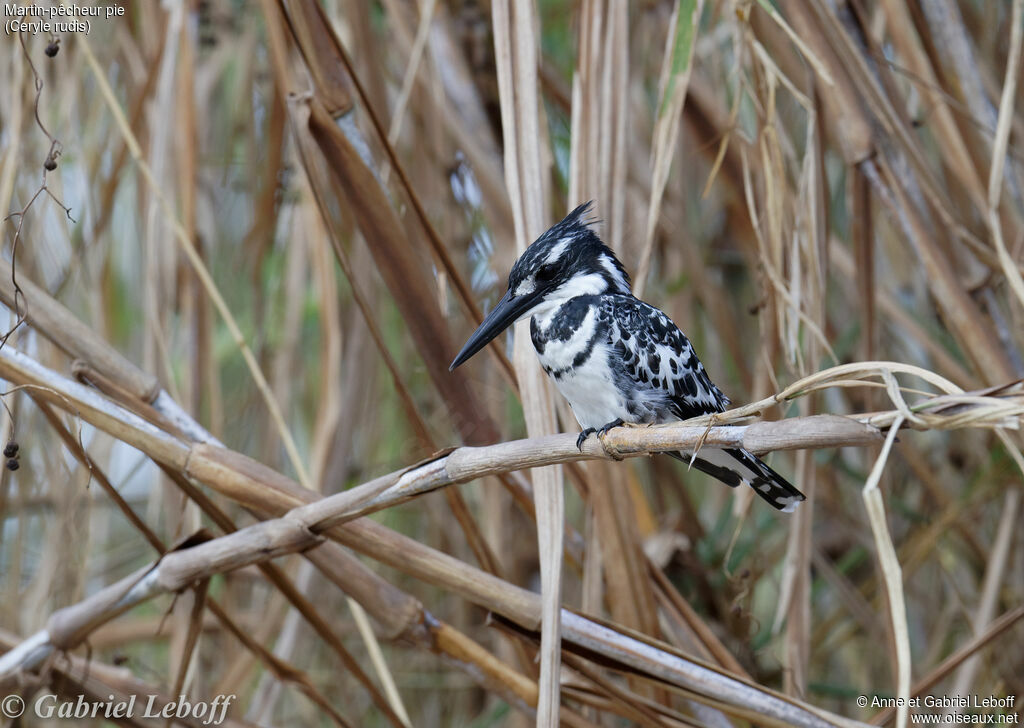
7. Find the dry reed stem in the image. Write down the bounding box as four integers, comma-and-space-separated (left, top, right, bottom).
491, 1, 564, 725
861, 415, 910, 728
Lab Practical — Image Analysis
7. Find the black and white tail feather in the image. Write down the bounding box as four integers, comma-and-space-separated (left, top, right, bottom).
669, 449, 805, 513
450, 201, 806, 512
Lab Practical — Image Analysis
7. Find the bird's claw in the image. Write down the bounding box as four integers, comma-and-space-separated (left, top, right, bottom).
598, 419, 625, 459
576, 419, 624, 460
578, 420, 625, 458
576, 428, 596, 451
577, 419, 625, 451
596, 418, 624, 437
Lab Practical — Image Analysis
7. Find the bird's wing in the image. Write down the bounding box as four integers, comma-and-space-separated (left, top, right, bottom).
600, 295, 730, 420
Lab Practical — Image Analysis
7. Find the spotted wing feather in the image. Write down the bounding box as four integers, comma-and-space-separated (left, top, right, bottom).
599, 295, 805, 512
598, 295, 729, 422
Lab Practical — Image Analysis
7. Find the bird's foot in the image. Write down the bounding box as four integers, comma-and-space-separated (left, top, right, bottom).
576, 428, 597, 451
596, 418, 624, 437
578, 420, 626, 457
597, 419, 625, 460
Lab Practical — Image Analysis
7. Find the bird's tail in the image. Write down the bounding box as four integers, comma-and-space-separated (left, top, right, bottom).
668, 447, 806, 512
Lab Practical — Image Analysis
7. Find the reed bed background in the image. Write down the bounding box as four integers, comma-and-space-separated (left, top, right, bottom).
0, 1, 1022, 727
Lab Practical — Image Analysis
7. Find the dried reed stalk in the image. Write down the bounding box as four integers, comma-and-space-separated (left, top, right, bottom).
491, 2, 565, 725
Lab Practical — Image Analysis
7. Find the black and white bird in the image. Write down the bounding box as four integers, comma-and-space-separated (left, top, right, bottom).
450, 202, 805, 512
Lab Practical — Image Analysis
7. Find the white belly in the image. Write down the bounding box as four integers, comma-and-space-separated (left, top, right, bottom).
544, 341, 632, 429
532, 302, 664, 430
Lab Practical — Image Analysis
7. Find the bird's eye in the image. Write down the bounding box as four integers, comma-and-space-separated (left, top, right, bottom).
535, 264, 558, 283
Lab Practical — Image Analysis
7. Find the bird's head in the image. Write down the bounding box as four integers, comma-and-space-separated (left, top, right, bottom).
450, 201, 630, 370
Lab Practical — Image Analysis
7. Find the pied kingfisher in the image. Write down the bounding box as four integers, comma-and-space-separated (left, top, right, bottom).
450, 202, 805, 512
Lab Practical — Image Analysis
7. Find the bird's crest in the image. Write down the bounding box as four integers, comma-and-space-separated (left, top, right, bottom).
543, 201, 600, 242
508, 202, 631, 296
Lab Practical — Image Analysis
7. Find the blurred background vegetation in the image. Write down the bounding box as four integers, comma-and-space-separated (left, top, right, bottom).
1, 0, 1022, 726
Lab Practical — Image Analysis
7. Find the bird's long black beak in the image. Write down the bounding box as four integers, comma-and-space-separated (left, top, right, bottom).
450, 288, 540, 370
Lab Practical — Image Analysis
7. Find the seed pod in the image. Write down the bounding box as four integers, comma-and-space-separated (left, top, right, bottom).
44, 156, 58, 171
3, 442, 18, 458
6, 458, 19, 471
45, 41, 59, 57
